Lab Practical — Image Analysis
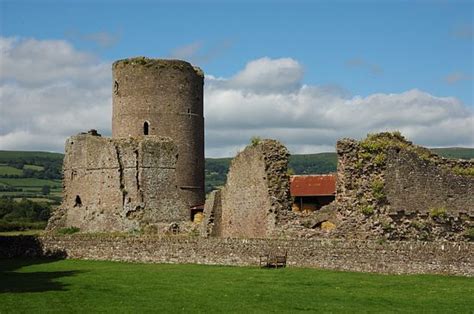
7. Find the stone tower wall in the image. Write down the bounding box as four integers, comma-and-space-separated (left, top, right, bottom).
112, 58, 205, 207
47, 134, 187, 233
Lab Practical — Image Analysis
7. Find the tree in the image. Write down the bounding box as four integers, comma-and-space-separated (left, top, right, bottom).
41, 185, 51, 195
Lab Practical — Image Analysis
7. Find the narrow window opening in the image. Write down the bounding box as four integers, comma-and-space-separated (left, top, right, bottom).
74, 195, 82, 207
144, 121, 149, 135
113, 80, 119, 95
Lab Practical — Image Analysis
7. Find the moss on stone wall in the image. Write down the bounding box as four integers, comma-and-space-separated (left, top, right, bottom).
112, 57, 204, 77
333, 132, 473, 242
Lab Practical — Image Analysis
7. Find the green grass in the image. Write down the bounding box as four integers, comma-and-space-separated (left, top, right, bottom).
0, 165, 23, 176
23, 164, 44, 171
0, 150, 63, 163
0, 178, 61, 187
431, 147, 474, 160
13, 197, 54, 203
0, 259, 472, 313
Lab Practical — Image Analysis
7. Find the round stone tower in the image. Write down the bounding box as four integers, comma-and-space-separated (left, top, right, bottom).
112, 57, 204, 207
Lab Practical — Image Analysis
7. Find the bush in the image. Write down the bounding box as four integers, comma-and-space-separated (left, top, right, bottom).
361, 205, 374, 215
452, 166, 474, 176
464, 228, 474, 241
373, 153, 386, 166
429, 207, 447, 219
250, 136, 262, 147
371, 179, 385, 202
360, 132, 409, 153
0, 220, 47, 232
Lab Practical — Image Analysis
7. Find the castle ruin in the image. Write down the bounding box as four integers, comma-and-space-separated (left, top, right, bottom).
48, 58, 205, 233
47, 57, 473, 243
19, 58, 474, 275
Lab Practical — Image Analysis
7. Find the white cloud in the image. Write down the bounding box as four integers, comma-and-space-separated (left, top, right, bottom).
204, 58, 474, 157
0, 37, 111, 152
228, 57, 304, 92
0, 37, 109, 87
0, 37, 472, 157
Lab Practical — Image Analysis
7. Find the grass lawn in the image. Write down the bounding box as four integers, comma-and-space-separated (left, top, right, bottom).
0, 259, 473, 313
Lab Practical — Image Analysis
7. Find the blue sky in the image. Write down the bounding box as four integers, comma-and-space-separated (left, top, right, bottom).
0, 0, 473, 156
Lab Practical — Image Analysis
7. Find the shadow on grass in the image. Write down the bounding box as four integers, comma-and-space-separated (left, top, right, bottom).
0, 235, 84, 293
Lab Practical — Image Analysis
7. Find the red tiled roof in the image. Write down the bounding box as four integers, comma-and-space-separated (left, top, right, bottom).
290, 174, 336, 197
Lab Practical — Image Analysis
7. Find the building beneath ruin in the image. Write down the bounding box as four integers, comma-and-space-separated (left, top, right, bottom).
48, 57, 205, 233
290, 175, 336, 212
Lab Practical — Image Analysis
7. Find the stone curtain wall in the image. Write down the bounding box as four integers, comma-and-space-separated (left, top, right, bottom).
1, 235, 472, 277
218, 140, 292, 238
48, 133, 187, 233
384, 149, 474, 216
334, 133, 474, 241
201, 190, 222, 237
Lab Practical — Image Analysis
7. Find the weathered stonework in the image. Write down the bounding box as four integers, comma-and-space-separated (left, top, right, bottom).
47, 134, 188, 233
1, 235, 472, 277
112, 57, 205, 207
200, 189, 222, 237
215, 140, 292, 238
331, 132, 474, 241
48, 57, 206, 234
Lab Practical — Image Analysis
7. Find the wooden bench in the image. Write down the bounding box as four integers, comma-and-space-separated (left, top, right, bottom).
259, 251, 287, 268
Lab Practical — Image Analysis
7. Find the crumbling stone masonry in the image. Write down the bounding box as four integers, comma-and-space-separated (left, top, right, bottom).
203, 139, 292, 238
47, 133, 187, 232
48, 57, 205, 233
112, 58, 205, 208
332, 132, 474, 241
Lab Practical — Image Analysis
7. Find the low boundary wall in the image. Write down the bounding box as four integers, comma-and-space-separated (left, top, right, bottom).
0, 235, 472, 276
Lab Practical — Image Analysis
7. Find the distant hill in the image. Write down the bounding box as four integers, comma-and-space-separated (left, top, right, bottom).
204, 147, 474, 192
0, 147, 473, 196
0, 150, 64, 230
1, 147, 471, 231
430, 147, 474, 160
0, 150, 63, 163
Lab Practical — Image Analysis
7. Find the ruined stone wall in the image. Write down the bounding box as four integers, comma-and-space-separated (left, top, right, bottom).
217, 140, 292, 238
48, 133, 187, 233
1, 235, 472, 276
112, 57, 205, 207
200, 190, 222, 237
333, 132, 473, 241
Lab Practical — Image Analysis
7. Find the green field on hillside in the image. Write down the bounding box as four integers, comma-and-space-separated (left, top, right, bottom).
0, 151, 63, 163
0, 258, 472, 313
23, 164, 45, 171
431, 147, 474, 160
0, 165, 23, 176
1, 148, 473, 197
0, 178, 61, 188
